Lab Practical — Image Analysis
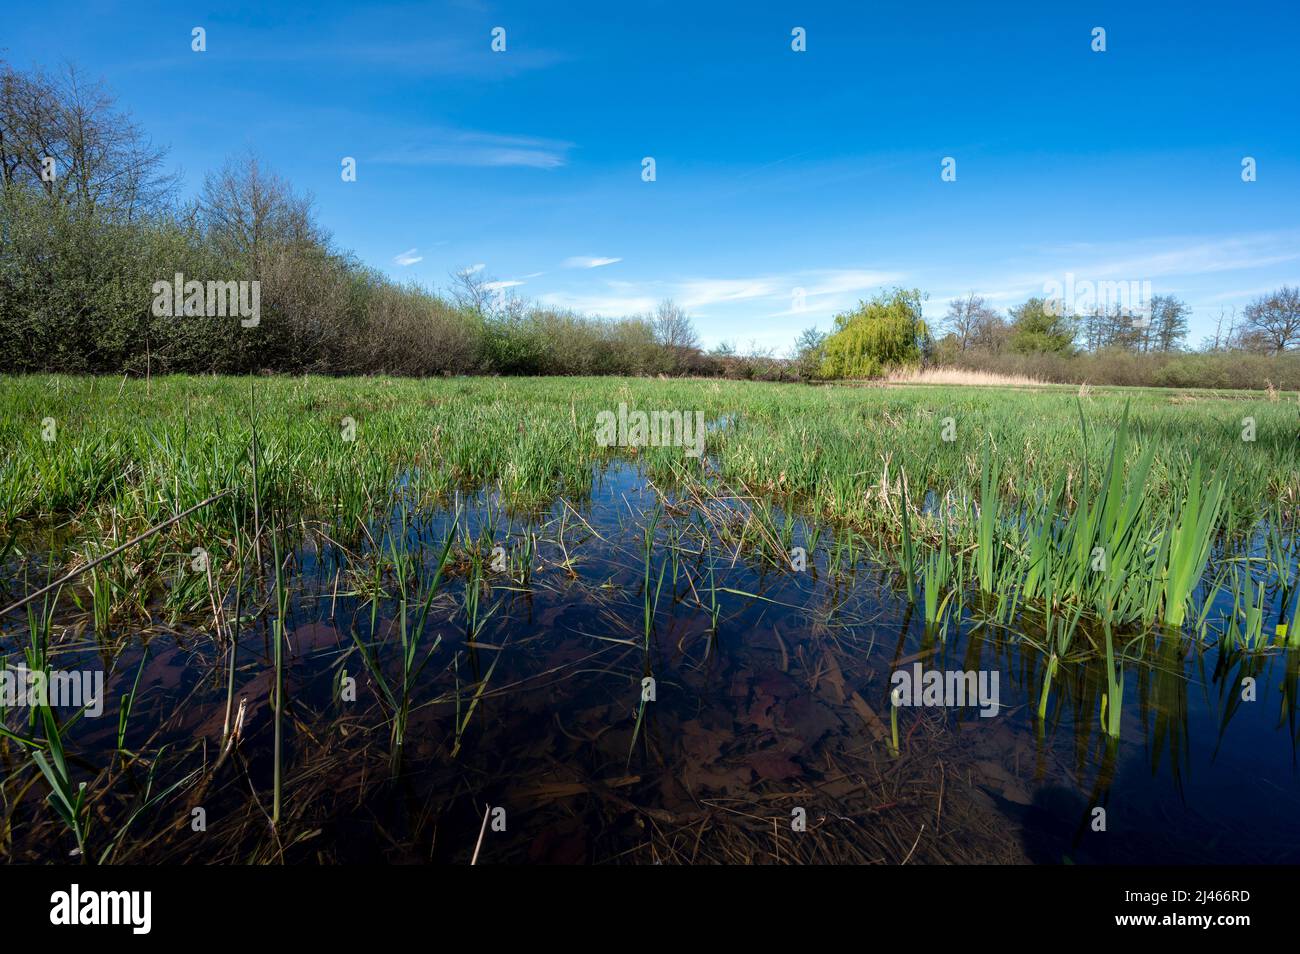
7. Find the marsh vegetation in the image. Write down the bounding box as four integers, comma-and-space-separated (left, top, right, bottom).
1, 375, 1297, 863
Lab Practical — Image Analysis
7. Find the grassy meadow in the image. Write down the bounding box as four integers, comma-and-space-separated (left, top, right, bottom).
3, 374, 1298, 638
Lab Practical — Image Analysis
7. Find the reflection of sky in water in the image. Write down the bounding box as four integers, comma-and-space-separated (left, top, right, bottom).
4, 458, 1297, 863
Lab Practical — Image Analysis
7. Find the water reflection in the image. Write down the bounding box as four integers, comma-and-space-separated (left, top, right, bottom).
2, 460, 1298, 864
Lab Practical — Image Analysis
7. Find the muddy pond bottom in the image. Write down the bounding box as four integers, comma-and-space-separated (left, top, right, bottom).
4, 461, 1299, 864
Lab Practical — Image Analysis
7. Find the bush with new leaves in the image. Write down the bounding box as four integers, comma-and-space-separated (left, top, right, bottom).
820, 288, 930, 379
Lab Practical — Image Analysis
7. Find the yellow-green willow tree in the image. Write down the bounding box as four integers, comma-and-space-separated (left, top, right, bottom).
820, 288, 930, 379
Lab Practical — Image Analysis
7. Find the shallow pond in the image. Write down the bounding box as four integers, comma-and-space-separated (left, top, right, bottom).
2, 460, 1298, 864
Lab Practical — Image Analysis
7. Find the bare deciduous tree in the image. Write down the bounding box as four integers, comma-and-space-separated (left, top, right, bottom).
448, 266, 496, 316
0, 59, 175, 219
199, 152, 320, 274
651, 299, 699, 351
969, 307, 1010, 353
1239, 286, 1300, 353
647, 299, 700, 372
792, 326, 827, 379
944, 293, 1000, 351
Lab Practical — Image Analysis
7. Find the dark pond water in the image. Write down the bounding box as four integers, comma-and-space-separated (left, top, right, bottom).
3, 460, 1298, 864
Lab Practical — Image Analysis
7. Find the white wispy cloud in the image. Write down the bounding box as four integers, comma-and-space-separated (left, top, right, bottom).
393, 248, 423, 266
128, 28, 569, 79
563, 256, 623, 269
676, 277, 784, 308
484, 280, 525, 291
1205, 284, 1284, 302
914, 231, 1300, 314
975, 231, 1300, 304
538, 292, 661, 315
539, 267, 903, 321
758, 269, 906, 318
1082, 234, 1300, 280
374, 129, 573, 169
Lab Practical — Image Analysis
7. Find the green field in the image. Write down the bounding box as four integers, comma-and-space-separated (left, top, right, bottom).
3, 374, 1297, 638
4, 374, 1296, 517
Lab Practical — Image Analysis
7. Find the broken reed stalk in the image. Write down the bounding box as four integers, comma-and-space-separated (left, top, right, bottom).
222, 520, 244, 748
471, 803, 490, 865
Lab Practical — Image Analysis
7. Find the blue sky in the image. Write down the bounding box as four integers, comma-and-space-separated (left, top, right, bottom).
6, 1, 1298, 350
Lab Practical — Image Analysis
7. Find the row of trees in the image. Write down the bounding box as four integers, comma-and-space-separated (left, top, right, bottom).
2, 59, 755, 378
803, 285, 1299, 384
933, 288, 1299, 363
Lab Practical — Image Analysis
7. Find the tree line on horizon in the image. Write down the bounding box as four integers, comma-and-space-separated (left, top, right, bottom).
3, 59, 1298, 390
789, 283, 1299, 389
